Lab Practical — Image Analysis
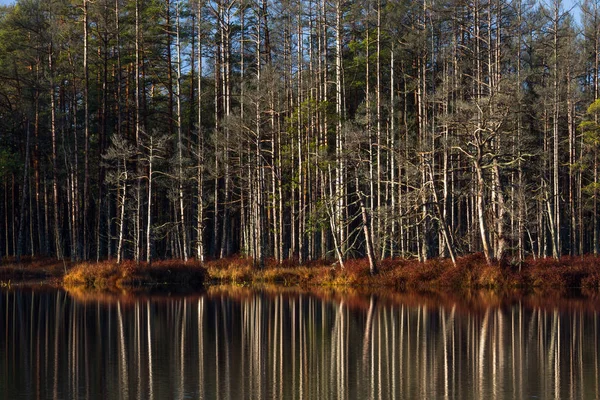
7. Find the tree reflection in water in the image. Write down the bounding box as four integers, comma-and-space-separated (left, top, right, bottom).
1, 287, 599, 399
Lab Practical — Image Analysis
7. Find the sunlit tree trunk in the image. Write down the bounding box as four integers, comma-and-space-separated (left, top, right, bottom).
146, 137, 154, 264
69, 74, 80, 261
356, 175, 377, 275
551, 0, 561, 259
375, 0, 383, 259
516, 0, 524, 261
175, 0, 188, 262
49, 46, 62, 260
567, 65, 576, 255
335, 0, 345, 260
117, 163, 127, 264
475, 157, 492, 265
135, 0, 142, 263
196, 0, 205, 263
83, 0, 90, 260
219, 0, 232, 259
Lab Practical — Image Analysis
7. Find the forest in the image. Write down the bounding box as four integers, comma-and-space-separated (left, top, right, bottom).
0, 0, 598, 268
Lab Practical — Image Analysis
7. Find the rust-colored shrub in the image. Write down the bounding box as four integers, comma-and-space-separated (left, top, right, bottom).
582, 273, 600, 289
476, 265, 502, 288
64, 260, 207, 289
11, 252, 600, 293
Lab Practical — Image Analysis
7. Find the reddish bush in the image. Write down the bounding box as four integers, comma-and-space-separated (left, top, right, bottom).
64, 259, 207, 289
7, 252, 600, 292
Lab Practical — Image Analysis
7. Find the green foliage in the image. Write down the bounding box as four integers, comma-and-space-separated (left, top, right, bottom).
579, 101, 600, 147
582, 182, 600, 198
286, 98, 336, 135
587, 99, 600, 115
305, 198, 329, 235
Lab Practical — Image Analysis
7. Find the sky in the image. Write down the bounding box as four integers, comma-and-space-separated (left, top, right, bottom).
0, 0, 583, 7
0, 0, 581, 5
0, 0, 585, 24
0, 0, 583, 8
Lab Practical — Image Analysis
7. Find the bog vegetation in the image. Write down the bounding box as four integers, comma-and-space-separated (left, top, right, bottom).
0, 0, 599, 274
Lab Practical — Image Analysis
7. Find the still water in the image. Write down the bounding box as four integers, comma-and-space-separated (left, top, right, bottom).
1, 287, 599, 399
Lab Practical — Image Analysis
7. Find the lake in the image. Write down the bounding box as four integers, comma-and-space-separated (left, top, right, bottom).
1, 286, 599, 399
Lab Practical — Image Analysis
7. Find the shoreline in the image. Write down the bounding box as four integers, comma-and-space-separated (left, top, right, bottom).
1, 253, 600, 293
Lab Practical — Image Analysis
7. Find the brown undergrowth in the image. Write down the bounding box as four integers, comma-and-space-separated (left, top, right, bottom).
0, 256, 69, 282
63, 259, 207, 290
3, 253, 600, 292
204, 253, 600, 291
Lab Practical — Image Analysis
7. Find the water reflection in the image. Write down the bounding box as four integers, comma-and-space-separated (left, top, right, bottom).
1, 288, 599, 399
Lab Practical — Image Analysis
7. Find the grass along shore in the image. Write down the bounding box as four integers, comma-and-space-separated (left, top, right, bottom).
1, 253, 600, 292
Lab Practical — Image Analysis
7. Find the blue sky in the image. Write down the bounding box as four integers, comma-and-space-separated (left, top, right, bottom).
0, 0, 583, 7
0, 0, 583, 8
0, 0, 582, 7
0, 0, 585, 22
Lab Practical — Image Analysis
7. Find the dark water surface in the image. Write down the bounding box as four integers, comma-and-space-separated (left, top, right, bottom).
1, 286, 599, 399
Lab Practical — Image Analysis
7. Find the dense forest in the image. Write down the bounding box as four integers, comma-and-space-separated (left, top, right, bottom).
0, 0, 598, 267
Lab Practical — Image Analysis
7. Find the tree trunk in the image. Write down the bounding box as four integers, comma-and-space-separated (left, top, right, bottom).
175, 0, 188, 262
146, 137, 153, 264
48, 44, 62, 261
552, 2, 561, 259
196, 0, 205, 263
135, 0, 142, 263
117, 163, 127, 264
356, 175, 377, 275
475, 158, 492, 265
83, 0, 90, 260
16, 121, 31, 263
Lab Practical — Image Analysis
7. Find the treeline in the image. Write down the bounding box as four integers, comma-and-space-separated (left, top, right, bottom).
0, 0, 598, 267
